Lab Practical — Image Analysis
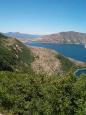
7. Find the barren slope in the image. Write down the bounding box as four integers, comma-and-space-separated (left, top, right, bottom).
30, 47, 62, 75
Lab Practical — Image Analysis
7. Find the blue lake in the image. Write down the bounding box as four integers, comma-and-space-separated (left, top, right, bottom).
26, 42, 86, 62
74, 68, 86, 76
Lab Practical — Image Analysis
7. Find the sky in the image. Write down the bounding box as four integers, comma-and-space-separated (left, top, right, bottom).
0, 0, 86, 34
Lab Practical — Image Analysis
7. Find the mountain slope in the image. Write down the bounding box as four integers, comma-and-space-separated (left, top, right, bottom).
30, 47, 62, 75
0, 33, 34, 72
0, 34, 86, 115
0, 33, 86, 75
34, 31, 86, 44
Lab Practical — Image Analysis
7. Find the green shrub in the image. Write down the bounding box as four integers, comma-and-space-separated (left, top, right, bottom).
0, 72, 86, 115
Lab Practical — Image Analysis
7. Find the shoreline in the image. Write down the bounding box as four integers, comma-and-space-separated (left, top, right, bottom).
74, 68, 86, 76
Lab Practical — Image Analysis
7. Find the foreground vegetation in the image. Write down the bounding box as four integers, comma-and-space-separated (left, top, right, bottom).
0, 71, 86, 115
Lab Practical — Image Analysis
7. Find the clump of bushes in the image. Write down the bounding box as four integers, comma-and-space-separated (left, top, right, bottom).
0, 72, 86, 115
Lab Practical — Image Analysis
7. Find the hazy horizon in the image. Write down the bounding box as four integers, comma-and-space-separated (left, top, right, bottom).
1, 30, 86, 36
0, 0, 86, 34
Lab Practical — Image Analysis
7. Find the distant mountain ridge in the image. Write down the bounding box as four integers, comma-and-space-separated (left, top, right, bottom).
3, 31, 86, 44
34, 31, 86, 44
4, 32, 41, 39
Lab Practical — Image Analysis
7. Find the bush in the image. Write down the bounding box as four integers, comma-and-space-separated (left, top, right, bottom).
0, 72, 86, 115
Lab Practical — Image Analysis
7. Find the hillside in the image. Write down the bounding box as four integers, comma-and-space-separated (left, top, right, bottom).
0, 33, 86, 75
34, 31, 86, 44
0, 33, 86, 115
30, 47, 62, 75
0, 33, 34, 73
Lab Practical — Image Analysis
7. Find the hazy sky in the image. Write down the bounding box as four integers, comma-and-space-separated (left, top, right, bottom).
0, 0, 86, 34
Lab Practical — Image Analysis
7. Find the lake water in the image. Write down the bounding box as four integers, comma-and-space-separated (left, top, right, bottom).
74, 68, 86, 76
26, 42, 86, 62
